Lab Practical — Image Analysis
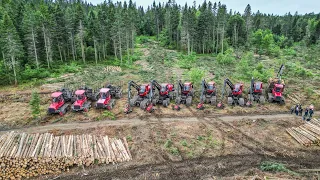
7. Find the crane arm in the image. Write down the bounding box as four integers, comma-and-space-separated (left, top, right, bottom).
224, 78, 234, 90
277, 64, 285, 80
151, 80, 161, 91
199, 79, 209, 102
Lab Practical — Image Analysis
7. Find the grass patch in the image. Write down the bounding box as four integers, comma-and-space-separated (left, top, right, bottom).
126, 135, 133, 142
164, 139, 173, 148
164, 139, 180, 156
180, 139, 188, 147
102, 111, 116, 120
260, 161, 299, 176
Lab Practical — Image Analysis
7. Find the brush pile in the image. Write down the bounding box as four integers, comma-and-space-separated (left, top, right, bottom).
0, 131, 132, 179
286, 119, 320, 146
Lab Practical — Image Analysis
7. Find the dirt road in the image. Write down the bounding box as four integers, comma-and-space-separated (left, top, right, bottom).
0, 113, 301, 134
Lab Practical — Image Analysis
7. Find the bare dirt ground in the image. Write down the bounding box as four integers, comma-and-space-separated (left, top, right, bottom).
27, 114, 320, 180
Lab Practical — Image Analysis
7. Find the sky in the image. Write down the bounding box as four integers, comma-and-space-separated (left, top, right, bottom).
88, 0, 319, 15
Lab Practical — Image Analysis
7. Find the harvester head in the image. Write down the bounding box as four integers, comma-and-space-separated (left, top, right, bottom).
124, 103, 132, 114
172, 104, 181, 111
146, 103, 154, 113
246, 101, 253, 107
197, 102, 205, 110
217, 101, 224, 109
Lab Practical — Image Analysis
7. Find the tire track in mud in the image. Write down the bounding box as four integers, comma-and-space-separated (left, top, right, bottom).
136, 107, 175, 163
200, 116, 320, 162
56, 153, 320, 180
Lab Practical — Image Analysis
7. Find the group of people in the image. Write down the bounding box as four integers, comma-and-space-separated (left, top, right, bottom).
291, 104, 314, 121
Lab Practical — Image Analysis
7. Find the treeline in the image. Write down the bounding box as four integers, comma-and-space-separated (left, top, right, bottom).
0, 0, 320, 85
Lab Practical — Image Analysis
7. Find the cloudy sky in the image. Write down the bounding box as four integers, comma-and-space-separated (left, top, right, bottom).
88, 0, 319, 15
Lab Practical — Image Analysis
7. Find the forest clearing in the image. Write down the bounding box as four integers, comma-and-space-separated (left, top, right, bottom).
1, 0, 320, 179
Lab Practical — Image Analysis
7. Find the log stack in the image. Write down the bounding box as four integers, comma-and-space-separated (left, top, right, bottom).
0, 132, 132, 179
286, 119, 320, 146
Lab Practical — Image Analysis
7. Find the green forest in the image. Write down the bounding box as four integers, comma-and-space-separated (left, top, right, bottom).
0, 0, 320, 86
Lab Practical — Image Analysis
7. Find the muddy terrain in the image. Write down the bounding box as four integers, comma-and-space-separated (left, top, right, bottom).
8, 113, 315, 180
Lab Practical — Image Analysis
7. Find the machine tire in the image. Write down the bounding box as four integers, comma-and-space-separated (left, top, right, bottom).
140, 99, 148, 109
130, 96, 138, 106
108, 99, 115, 110
227, 97, 233, 105
210, 96, 217, 106
280, 97, 285, 105
248, 94, 254, 102
205, 98, 210, 104
239, 98, 245, 106
152, 99, 157, 105
162, 100, 168, 107
268, 93, 273, 103
259, 96, 265, 104
186, 97, 192, 106
166, 98, 170, 105
175, 97, 181, 104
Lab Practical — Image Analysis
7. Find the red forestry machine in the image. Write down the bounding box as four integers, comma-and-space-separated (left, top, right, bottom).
246, 77, 265, 106
217, 78, 245, 107
95, 84, 122, 110
71, 90, 92, 112
150, 80, 175, 107
197, 79, 217, 110
47, 88, 73, 116
124, 81, 155, 113
174, 80, 194, 108
266, 64, 285, 105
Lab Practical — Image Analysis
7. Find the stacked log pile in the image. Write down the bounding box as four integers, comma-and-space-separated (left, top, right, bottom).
286, 119, 320, 146
0, 132, 132, 179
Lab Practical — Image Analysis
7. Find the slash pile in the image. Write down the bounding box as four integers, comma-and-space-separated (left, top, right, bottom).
286, 119, 320, 146
0, 131, 132, 179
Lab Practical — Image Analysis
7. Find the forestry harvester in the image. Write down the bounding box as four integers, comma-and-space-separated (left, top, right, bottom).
217, 78, 245, 107
246, 77, 265, 106
47, 88, 73, 116
95, 84, 122, 110
175, 80, 194, 107
95, 88, 115, 110
197, 79, 217, 110
124, 81, 155, 113
151, 80, 175, 107
266, 64, 285, 105
71, 89, 92, 112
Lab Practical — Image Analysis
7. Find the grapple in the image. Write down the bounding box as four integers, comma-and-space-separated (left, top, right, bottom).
217, 101, 224, 109
172, 104, 181, 111
146, 103, 154, 113
246, 101, 253, 107
124, 104, 132, 114
197, 102, 205, 110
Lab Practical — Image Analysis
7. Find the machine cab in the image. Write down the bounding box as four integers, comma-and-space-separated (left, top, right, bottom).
139, 84, 150, 96
75, 90, 87, 102
273, 83, 284, 94
183, 82, 193, 93
207, 82, 216, 93
50, 92, 65, 110
99, 88, 110, 99
160, 84, 168, 93
254, 82, 263, 93
232, 83, 243, 96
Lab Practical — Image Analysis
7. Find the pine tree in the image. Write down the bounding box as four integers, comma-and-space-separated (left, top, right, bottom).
244, 4, 252, 42
23, 5, 40, 68
30, 90, 41, 120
